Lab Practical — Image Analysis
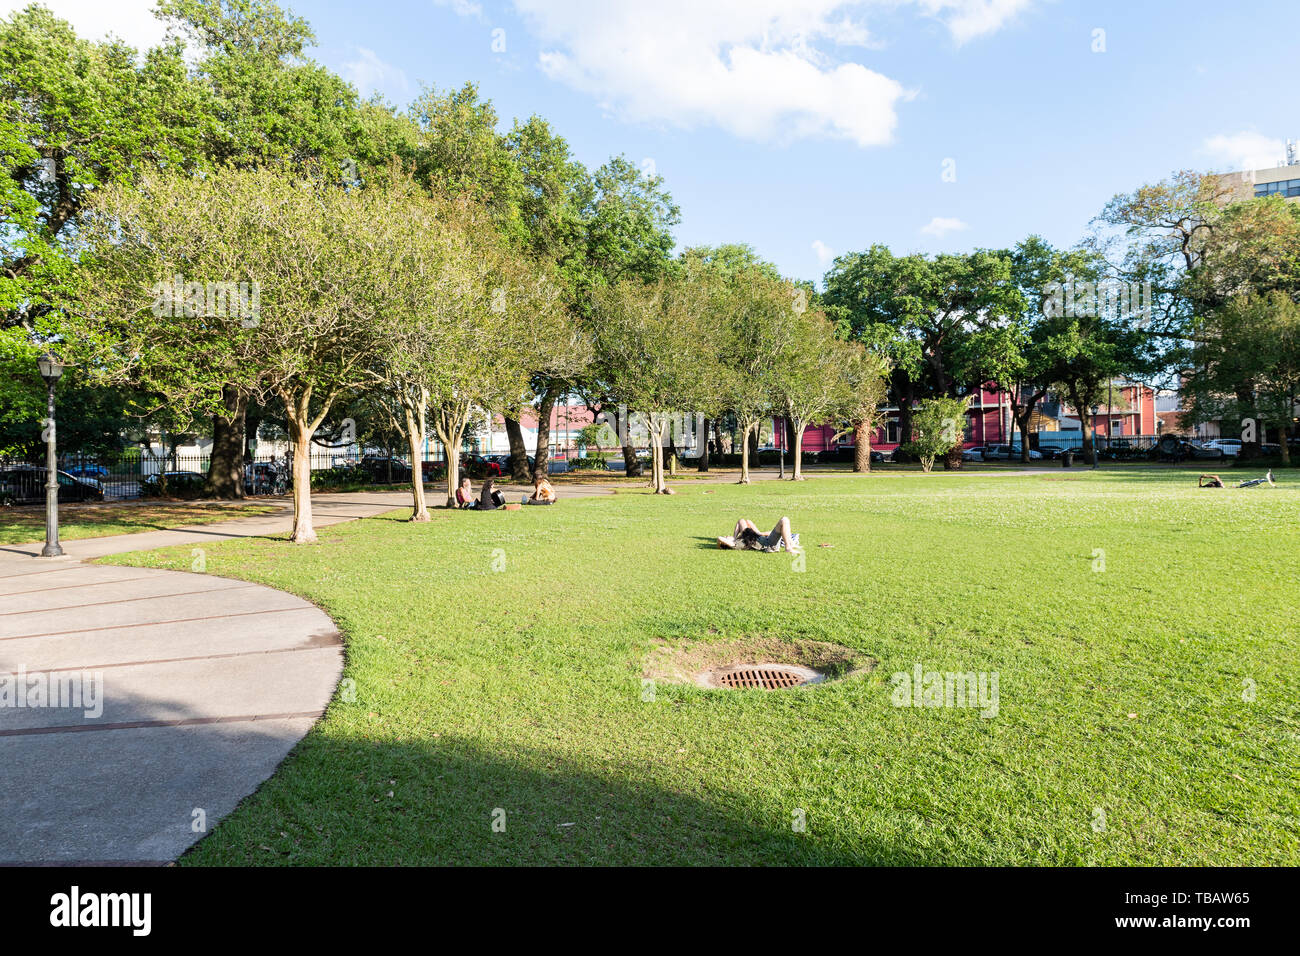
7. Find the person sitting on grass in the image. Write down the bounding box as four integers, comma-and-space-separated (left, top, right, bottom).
455, 477, 478, 508
478, 477, 506, 510
717, 516, 802, 553
524, 477, 557, 506
1200, 470, 1275, 489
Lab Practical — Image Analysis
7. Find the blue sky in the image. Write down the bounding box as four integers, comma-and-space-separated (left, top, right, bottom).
16, 1, 1300, 285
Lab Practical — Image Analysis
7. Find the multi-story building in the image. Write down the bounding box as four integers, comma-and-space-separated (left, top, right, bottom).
1216, 139, 1300, 203
786, 382, 1158, 457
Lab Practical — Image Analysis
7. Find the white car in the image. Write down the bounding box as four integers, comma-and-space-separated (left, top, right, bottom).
1205, 439, 1242, 456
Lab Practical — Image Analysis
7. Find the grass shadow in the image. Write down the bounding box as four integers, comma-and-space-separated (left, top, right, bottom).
181, 733, 927, 866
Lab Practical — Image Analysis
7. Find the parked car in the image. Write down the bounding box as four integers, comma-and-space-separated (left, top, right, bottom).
499, 453, 535, 475
0, 466, 105, 506
961, 447, 984, 462
870, 449, 888, 464
1182, 441, 1225, 461
140, 470, 206, 497
356, 455, 412, 482
1204, 438, 1242, 456
460, 453, 503, 478
66, 462, 109, 479
1036, 445, 1067, 460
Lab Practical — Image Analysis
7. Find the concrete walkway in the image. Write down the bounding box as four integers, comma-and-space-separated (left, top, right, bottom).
0, 484, 630, 864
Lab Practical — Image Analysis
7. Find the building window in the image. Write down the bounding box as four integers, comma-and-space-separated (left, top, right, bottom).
1254, 178, 1300, 198
1111, 418, 1124, 436
885, 418, 900, 444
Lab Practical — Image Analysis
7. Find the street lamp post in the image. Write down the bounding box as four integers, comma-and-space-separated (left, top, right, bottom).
36, 352, 65, 558
1090, 404, 1100, 469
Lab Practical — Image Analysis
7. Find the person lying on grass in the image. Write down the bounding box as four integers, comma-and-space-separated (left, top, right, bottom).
717, 516, 802, 553
524, 477, 557, 506
1199, 470, 1275, 489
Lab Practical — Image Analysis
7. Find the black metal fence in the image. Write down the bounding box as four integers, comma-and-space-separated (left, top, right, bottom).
0, 449, 447, 503
0, 445, 620, 504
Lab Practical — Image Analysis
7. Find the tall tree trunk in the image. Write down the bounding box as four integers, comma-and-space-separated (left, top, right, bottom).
791, 419, 806, 480
205, 385, 247, 499
1016, 406, 1035, 463
404, 398, 429, 522
748, 424, 760, 462
504, 415, 531, 482
644, 414, 667, 493
738, 421, 756, 483
533, 386, 560, 482
743, 421, 759, 486
853, 419, 872, 472
283, 397, 319, 544
432, 404, 468, 507
697, 416, 711, 471
616, 404, 642, 477
1070, 383, 1097, 466
896, 381, 914, 463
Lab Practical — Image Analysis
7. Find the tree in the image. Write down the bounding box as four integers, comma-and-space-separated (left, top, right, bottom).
709, 268, 800, 483
679, 243, 781, 472
375, 187, 568, 513
904, 397, 968, 473
592, 275, 716, 494
572, 155, 681, 479
834, 343, 892, 473
73, 165, 390, 542
775, 310, 853, 480
159, 0, 416, 495
1002, 237, 1103, 462
823, 245, 1026, 468
1090, 171, 1300, 459
1182, 291, 1300, 464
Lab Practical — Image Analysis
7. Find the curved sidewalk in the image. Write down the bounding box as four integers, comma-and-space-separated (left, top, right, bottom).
0, 485, 616, 864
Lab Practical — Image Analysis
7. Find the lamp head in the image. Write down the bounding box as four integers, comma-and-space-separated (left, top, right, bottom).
36, 352, 64, 385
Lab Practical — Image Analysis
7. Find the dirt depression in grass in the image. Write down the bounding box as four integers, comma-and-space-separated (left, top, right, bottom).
644, 635, 874, 689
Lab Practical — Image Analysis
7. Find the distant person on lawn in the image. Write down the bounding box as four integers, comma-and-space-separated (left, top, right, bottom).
525, 477, 557, 505
478, 477, 506, 510
1199, 470, 1275, 488
717, 516, 802, 553
455, 477, 478, 508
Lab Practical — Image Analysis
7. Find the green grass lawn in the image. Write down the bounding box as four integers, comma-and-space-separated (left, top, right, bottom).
0, 502, 278, 545
101, 470, 1300, 865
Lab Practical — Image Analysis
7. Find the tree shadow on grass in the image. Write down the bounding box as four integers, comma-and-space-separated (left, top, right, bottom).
182, 732, 931, 866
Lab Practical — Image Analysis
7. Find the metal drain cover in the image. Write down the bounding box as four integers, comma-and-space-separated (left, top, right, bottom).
705, 663, 823, 690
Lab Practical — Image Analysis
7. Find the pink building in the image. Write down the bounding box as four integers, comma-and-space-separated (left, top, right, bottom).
778, 383, 1158, 455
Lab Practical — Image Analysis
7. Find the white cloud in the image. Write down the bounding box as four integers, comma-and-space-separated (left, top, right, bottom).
916, 0, 1035, 45
920, 216, 968, 237
445, 1, 1040, 149
1, 0, 167, 50
342, 47, 410, 99
1200, 131, 1287, 172
812, 239, 836, 265
432, 0, 484, 21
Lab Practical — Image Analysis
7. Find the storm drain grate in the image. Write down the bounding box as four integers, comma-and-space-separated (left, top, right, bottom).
716, 667, 810, 690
